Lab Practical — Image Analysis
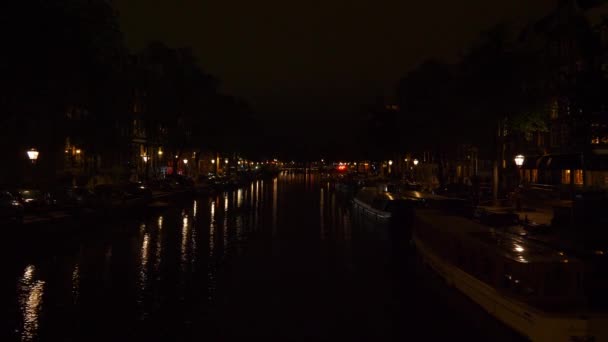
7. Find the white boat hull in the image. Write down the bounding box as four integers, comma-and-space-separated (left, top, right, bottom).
352, 198, 392, 221
414, 237, 608, 342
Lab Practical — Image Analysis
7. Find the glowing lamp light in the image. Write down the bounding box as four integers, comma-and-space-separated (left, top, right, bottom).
76, 149, 81, 154
514, 154, 525, 167
225, 159, 229, 164
158, 149, 163, 156
211, 159, 215, 164
388, 160, 393, 166
413, 159, 419, 166
183, 159, 188, 165
27, 149, 39, 162
142, 155, 149, 163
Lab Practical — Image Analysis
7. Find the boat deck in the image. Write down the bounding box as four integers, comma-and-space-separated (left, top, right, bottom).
416, 209, 579, 265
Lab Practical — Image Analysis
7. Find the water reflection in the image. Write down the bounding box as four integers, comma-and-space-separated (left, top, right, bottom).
139, 232, 151, 318
140, 233, 150, 287
320, 187, 325, 239
72, 264, 80, 304
223, 193, 229, 251
6, 172, 390, 341
181, 214, 189, 266
273, 177, 278, 235
18, 265, 45, 342
210, 199, 216, 257
155, 216, 163, 273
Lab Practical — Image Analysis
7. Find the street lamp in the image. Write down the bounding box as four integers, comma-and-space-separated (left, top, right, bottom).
211, 159, 215, 164
513, 154, 525, 210
183, 159, 188, 165
413, 159, 419, 166
388, 160, 393, 166
158, 149, 163, 156
224, 158, 229, 164
142, 155, 150, 181
27, 148, 39, 164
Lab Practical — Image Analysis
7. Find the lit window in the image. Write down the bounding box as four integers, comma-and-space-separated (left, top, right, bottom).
574, 170, 583, 185
561, 170, 571, 185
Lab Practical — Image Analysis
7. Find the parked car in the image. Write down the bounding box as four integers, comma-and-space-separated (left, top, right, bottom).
49, 186, 98, 211
0, 191, 24, 223
165, 175, 194, 190
434, 183, 471, 199
94, 184, 127, 209
123, 182, 153, 200
94, 183, 153, 210
13, 189, 51, 213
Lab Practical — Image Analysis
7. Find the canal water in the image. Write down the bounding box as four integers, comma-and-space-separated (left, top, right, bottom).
3, 172, 524, 341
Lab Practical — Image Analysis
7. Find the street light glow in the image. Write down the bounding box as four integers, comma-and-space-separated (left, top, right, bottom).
225, 158, 229, 164
388, 160, 393, 166
142, 155, 149, 163
27, 148, 39, 162
514, 154, 525, 167
183, 159, 188, 165
413, 159, 419, 166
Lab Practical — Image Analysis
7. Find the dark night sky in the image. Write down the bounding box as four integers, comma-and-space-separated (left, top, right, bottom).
113, 0, 557, 135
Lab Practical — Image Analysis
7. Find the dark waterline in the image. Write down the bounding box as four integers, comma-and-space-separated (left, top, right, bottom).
4, 173, 523, 341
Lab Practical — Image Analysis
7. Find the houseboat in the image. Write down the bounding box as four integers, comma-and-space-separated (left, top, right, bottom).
413, 208, 608, 341
352, 187, 409, 221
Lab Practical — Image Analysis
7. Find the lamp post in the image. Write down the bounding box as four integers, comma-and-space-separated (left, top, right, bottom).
142, 155, 149, 181
514, 154, 524, 185
514, 154, 525, 167
26, 148, 40, 187
27, 148, 39, 164
183, 158, 188, 176
513, 154, 525, 211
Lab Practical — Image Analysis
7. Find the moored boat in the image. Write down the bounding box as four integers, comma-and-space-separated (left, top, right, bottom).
352, 187, 412, 221
414, 208, 608, 341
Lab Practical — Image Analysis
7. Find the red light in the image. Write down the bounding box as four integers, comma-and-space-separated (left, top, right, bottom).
337, 165, 347, 171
